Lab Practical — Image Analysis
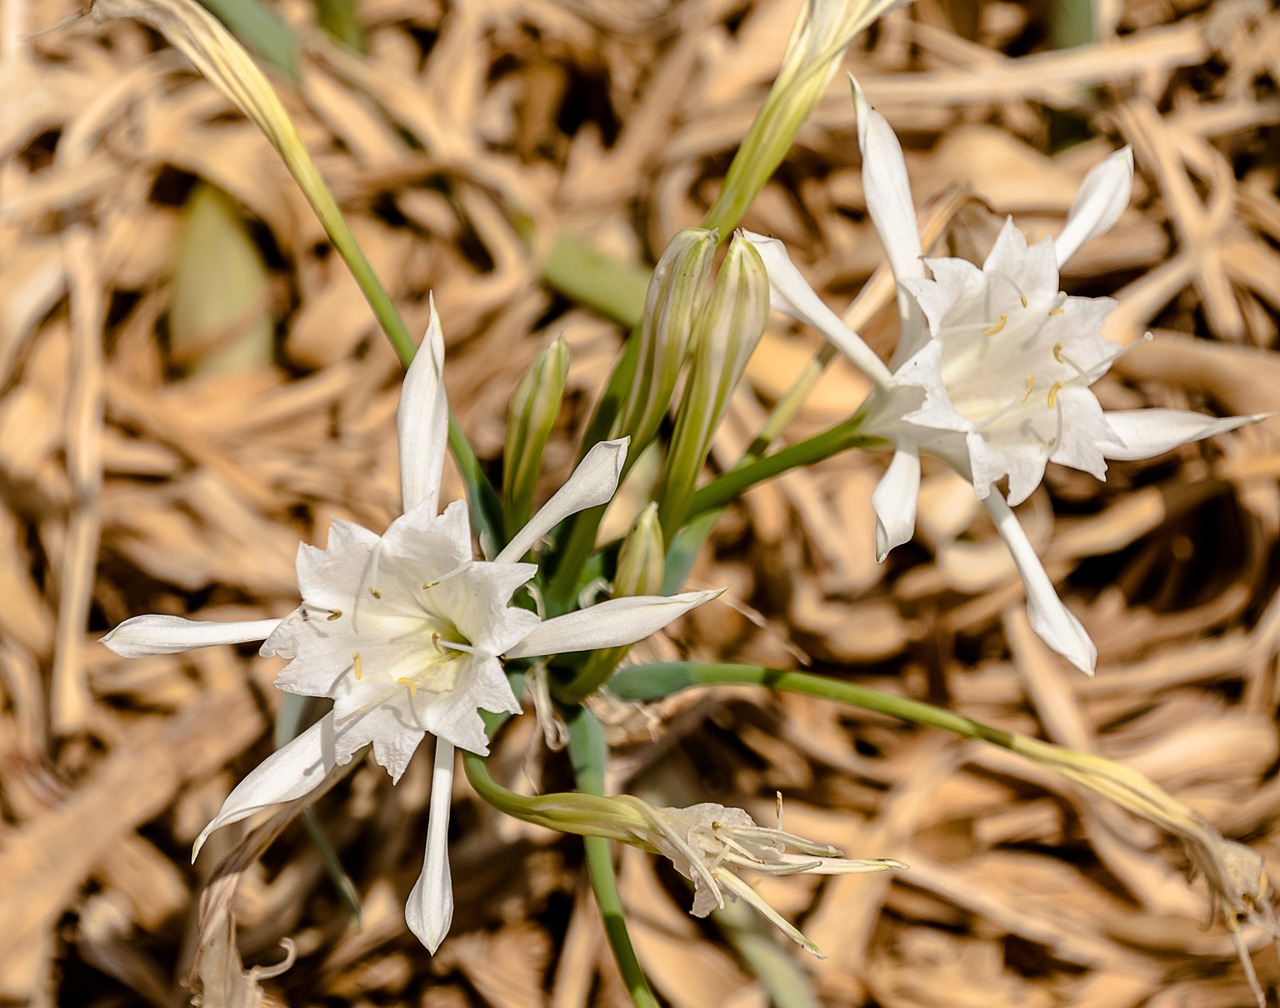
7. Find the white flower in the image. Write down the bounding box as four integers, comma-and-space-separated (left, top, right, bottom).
745, 79, 1263, 676
101, 297, 718, 952
638, 800, 903, 957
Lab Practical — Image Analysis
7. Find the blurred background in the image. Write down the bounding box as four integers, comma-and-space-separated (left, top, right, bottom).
2, 0, 1279, 1004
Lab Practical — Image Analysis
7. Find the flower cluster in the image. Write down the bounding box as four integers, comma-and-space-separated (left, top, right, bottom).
102, 299, 718, 951
746, 79, 1262, 675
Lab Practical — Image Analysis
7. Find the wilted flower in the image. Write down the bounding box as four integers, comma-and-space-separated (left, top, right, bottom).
102, 299, 718, 952
746, 79, 1263, 675
637, 800, 904, 957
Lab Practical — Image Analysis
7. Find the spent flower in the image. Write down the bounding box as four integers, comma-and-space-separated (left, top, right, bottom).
637, 800, 904, 957
101, 299, 718, 952
746, 78, 1263, 675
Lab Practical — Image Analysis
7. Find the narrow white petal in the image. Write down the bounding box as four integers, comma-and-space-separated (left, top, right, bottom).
871, 446, 920, 561
1097, 409, 1267, 461
985, 496, 1096, 676
192, 713, 339, 859
505, 589, 722, 659
742, 230, 893, 389
1053, 148, 1133, 268
100, 614, 281, 658
495, 438, 628, 562
398, 295, 449, 515
406, 739, 456, 953
851, 77, 924, 285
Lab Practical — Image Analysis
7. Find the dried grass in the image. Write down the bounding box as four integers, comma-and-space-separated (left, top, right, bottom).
2, 0, 1279, 1005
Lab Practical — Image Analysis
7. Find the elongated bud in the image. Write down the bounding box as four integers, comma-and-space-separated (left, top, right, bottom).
558, 505, 666, 703
613, 228, 718, 455
614, 503, 665, 598
703, 0, 909, 233
504, 337, 570, 533
658, 232, 769, 539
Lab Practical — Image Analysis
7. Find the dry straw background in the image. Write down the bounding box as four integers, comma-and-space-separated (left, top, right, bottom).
2, 0, 1280, 1004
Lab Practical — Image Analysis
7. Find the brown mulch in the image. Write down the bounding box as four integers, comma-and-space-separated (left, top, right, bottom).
2, 0, 1280, 1005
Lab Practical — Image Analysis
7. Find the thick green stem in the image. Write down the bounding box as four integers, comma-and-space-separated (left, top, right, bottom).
566, 709, 662, 1008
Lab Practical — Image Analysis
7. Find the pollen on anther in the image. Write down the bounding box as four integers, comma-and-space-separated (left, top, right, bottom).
985, 314, 1008, 336
422, 580, 437, 590
1053, 342, 1066, 363
431, 631, 444, 653
1020, 295, 1028, 308
397, 677, 418, 697
1021, 375, 1035, 404
1047, 382, 1064, 408
368, 586, 382, 599
326, 609, 343, 621
352, 652, 363, 680
1048, 307, 1065, 316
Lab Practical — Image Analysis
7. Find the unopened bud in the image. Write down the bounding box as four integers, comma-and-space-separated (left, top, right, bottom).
503, 337, 571, 532
614, 504, 666, 598
658, 232, 768, 538
613, 228, 717, 455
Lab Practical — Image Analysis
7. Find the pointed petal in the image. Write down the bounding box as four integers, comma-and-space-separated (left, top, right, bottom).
984, 496, 1096, 676
406, 739, 456, 953
1053, 147, 1134, 268
193, 713, 339, 859
100, 614, 281, 658
851, 75, 929, 362
851, 77, 924, 285
871, 447, 920, 561
1096, 409, 1267, 461
495, 438, 628, 562
504, 589, 722, 659
398, 295, 449, 515
742, 230, 893, 389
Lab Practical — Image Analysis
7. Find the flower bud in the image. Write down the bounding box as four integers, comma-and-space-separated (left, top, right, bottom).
658, 232, 768, 538
613, 227, 717, 455
503, 336, 570, 533
557, 505, 666, 703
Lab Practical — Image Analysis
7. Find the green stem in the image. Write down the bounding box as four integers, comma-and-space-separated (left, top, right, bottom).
566, 708, 662, 1008
608, 663, 1200, 835
688, 418, 884, 518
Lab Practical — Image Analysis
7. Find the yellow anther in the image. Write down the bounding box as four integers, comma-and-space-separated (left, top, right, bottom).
422, 580, 437, 590
984, 314, 1008, 336
1020, 295, 1028, 308
397, 677, 418, 697
1053, 342, 1066, 363
1048, 306, 1065, 316
368, 586, 382, 599
431, 631, 444, 653
1047, 382, 1064, 408
352, 652, 363, 680
326, 609, 342, 621
1021, 375, 1035, 404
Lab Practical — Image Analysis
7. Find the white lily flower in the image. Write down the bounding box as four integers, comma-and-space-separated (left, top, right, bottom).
101, 296, 717, 952
743, 79, 1263, 676
638, 800, 903, 958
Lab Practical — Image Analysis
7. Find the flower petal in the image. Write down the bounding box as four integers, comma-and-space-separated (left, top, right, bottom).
495, 438, 629, 562
398, 294, 449, 515
1095, 408, 1267, 461
193, 712, 340, 859
406, 739, 456, 953
100, 614, 281, 658
851, 77, 923, 286
984, 496, 1096, 675
742, 230, 893, 389
1053, 147, 1133, 268
505, 589, 722, 659
871, 446, 920, 561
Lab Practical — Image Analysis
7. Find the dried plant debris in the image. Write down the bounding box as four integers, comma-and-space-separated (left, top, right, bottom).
1, 0, 1278, 1005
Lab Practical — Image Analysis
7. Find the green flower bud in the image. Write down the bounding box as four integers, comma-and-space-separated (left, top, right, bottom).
658, 232, 769, 539
503, 336, 571, 533
613, 503, 666, 598
559, 505, 666, 703
613, 227, 718, 455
